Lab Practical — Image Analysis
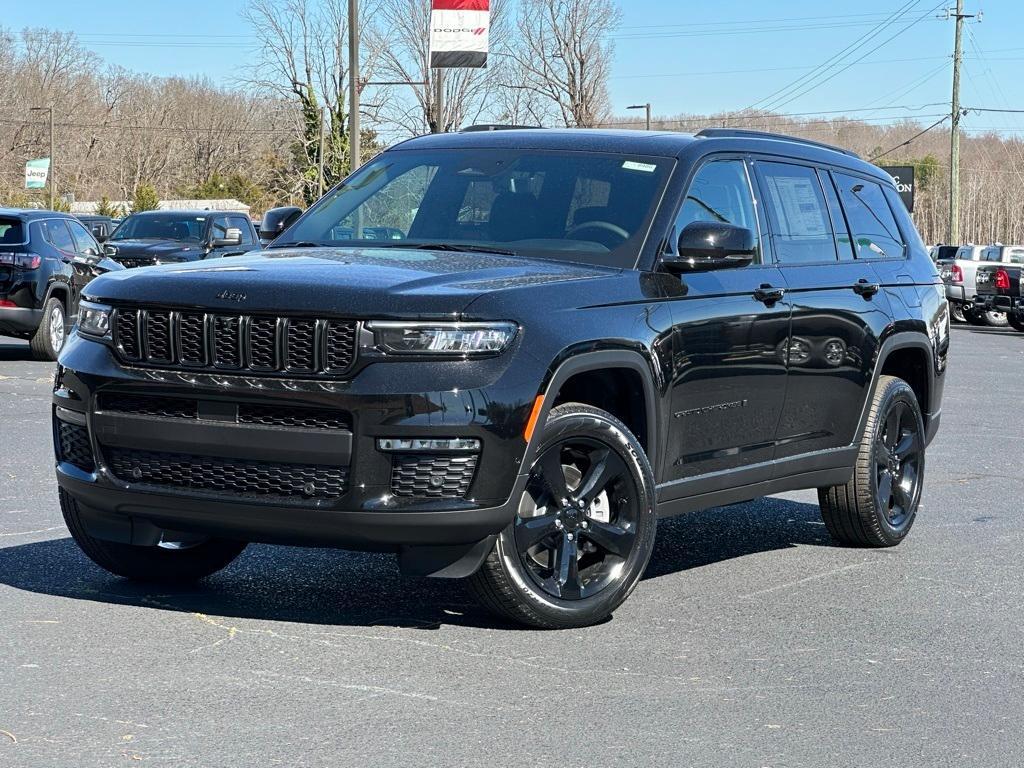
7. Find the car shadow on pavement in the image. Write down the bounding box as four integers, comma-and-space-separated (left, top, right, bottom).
0, 497, 834, 630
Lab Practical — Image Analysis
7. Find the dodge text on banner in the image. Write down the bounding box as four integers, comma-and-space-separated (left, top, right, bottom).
429, 0, 490, 69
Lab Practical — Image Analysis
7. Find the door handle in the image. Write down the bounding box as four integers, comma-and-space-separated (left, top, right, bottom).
753, 284, 786, 304
852, 278, 880, 297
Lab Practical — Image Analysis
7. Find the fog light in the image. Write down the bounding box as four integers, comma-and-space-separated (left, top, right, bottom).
377, 438, 480, 452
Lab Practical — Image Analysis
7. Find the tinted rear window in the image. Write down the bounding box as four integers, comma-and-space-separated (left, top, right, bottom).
935, 246, 959, 261
0, 218, 25, 245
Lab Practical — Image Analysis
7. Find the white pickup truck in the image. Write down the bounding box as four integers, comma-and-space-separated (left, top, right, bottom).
937, 244, 1022, 326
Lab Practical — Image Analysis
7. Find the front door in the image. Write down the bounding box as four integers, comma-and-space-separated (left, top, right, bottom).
662, 157, 791, 483
753, 160, 893, 458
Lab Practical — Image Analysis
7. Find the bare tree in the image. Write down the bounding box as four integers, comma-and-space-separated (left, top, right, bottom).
504, 0, 621, 128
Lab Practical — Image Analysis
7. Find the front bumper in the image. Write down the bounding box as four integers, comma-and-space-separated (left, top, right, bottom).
53, 332, 539, 562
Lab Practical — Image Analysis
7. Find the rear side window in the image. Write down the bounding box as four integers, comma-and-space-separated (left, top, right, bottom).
0, 218, 25, 244
1006, 248, 1024, 264
757, 162, 836, 264
834, 173, 905, 259
42, 219, 75, 253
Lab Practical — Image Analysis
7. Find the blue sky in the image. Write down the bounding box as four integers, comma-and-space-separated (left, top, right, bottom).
4, 0, 1023, 135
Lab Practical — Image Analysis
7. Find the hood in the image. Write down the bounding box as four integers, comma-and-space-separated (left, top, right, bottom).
84, 246, 616, 317
105, 239, 205, 264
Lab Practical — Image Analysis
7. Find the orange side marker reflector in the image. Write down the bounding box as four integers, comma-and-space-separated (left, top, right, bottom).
523, 395, 545, 442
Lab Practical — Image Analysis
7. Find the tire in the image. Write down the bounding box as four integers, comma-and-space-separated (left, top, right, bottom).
949, 302, 968, 324
468, 403, 657, 629
1007, 313, 1024, 333
818, 375, 925, 547
30, 296, 66, 361
60, 489, 247, 582
980, 309, 1009, 328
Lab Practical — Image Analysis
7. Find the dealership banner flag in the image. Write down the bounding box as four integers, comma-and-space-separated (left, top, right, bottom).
430, 0, 489, 69
25, 158, 50, 189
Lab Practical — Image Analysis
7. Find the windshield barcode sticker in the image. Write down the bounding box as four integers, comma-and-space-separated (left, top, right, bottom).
622, 161, 657, 173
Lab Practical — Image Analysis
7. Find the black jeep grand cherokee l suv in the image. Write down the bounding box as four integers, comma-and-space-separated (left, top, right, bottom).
53, 128, 948, 628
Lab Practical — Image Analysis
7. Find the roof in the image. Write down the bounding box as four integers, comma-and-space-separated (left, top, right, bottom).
70, 198, 251, 215
393, 127, 889, 181
0, 208, 74, 221
124, 209, 245, 218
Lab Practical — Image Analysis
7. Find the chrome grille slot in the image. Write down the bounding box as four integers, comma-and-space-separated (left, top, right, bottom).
248, 316, 278, 370
326, 321, 358, 371
115, 309, 141, 360
285, 319, 316, 372
213, 315, 242, 368
145, 311, 173, 362
178, 313, 206, 366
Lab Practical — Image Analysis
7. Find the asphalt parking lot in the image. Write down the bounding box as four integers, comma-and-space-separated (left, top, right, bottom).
1, 325, 1022, 768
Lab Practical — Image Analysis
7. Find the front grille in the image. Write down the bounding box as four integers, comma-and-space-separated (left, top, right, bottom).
113, 308, 357, 377
106, 448, 348, 500
391, 454, 478, 498
98, 393, 198, 419
237, 403, 351, 430
57, 422, 94, 471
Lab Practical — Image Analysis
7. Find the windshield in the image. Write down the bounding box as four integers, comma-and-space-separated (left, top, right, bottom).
110, 213, 207, 242
275, 148, 674, 267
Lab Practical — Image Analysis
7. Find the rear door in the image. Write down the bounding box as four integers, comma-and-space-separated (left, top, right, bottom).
662, 156, 792, 483
753, 161, 893, 458
66, 219, 103, 314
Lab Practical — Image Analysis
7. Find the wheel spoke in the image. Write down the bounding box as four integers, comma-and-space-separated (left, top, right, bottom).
884, 406, 902, 449
877, 471, 893, 507
894, 464, 918, 510
875, 440, 894, 467
552, 533, 582, 599
514, 513, 560, 552
582, 519, 634, 558
894, 430, 920, 461
574, 448, 627, 506
537, 448, 569, 502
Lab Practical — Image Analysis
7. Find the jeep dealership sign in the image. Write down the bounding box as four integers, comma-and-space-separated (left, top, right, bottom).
429, 0, 489, 68
881, 165, 915, 213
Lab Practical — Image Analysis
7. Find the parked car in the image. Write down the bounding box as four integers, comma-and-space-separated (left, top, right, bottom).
74, 215, 117, 243
974, 258, 1024, 332
936, 244, 1009, 325
53, 128, 947, 628
0, 209, 123, 360
103, 210, 260, 268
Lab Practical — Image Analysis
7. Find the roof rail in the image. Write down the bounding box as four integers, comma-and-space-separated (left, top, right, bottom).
695, 128, 860, 158
459, 124, 543, 132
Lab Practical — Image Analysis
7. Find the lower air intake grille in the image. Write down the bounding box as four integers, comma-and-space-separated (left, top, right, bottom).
98, 393, 198, 420
106, 448, 348, 500
391, 454, 478, 498
57, 422, 94, 471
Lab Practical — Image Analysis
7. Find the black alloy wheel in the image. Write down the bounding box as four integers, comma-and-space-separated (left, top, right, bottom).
513, 437, 639, 600
873, 399, 923, 530
468, 403, 656, 629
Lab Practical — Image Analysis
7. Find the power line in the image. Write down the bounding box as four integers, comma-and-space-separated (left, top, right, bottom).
869, 116, 951, 161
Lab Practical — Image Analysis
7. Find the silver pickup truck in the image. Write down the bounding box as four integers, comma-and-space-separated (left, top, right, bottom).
937, 244, 1017, 326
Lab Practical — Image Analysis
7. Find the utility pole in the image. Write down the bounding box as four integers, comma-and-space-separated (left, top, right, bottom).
946, 1, 980, 244
434, 68, 445, 133
317, 106, 326, 198
348, 0, 360, 173
628, 103, 651, 131
30, 106, 54, 209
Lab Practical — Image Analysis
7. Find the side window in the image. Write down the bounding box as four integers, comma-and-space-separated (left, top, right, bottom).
674, 159, 761, 264
1006, 248, 1024, 265
228, 216, 254, 244
834, 173, 906, 259
67, 220, 99, 254
819, 170, 855, 260
758, 162, 836, 264
42, 220, 75, 253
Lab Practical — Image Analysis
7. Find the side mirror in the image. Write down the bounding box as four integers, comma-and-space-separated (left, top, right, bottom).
259, 206, 303, 242
212, 228, 243, 248
73, 249, 100, 266
664, 221, 756, 273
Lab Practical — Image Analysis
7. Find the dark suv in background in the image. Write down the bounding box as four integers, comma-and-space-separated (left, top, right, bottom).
1, 209, 121, 360
104, 210, 259, 268
53, 128, 947, 628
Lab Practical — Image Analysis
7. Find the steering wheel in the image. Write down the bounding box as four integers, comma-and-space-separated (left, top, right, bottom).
564, 220, 629, 248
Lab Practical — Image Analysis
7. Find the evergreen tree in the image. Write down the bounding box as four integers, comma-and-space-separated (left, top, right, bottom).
131, 184, 160, 213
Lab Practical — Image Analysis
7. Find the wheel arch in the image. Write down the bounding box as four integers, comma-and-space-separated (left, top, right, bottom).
44, 281, 70, 312
527, 349, 663, 478
863, 332, 937, 439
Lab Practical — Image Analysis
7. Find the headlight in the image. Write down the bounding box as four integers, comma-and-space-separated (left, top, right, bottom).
78, 301, 113, 338
368, 321, 517, 356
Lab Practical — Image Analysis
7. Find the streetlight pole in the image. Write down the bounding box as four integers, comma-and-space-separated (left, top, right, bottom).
627, 103, 651, 131
30, 106, 54, 209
